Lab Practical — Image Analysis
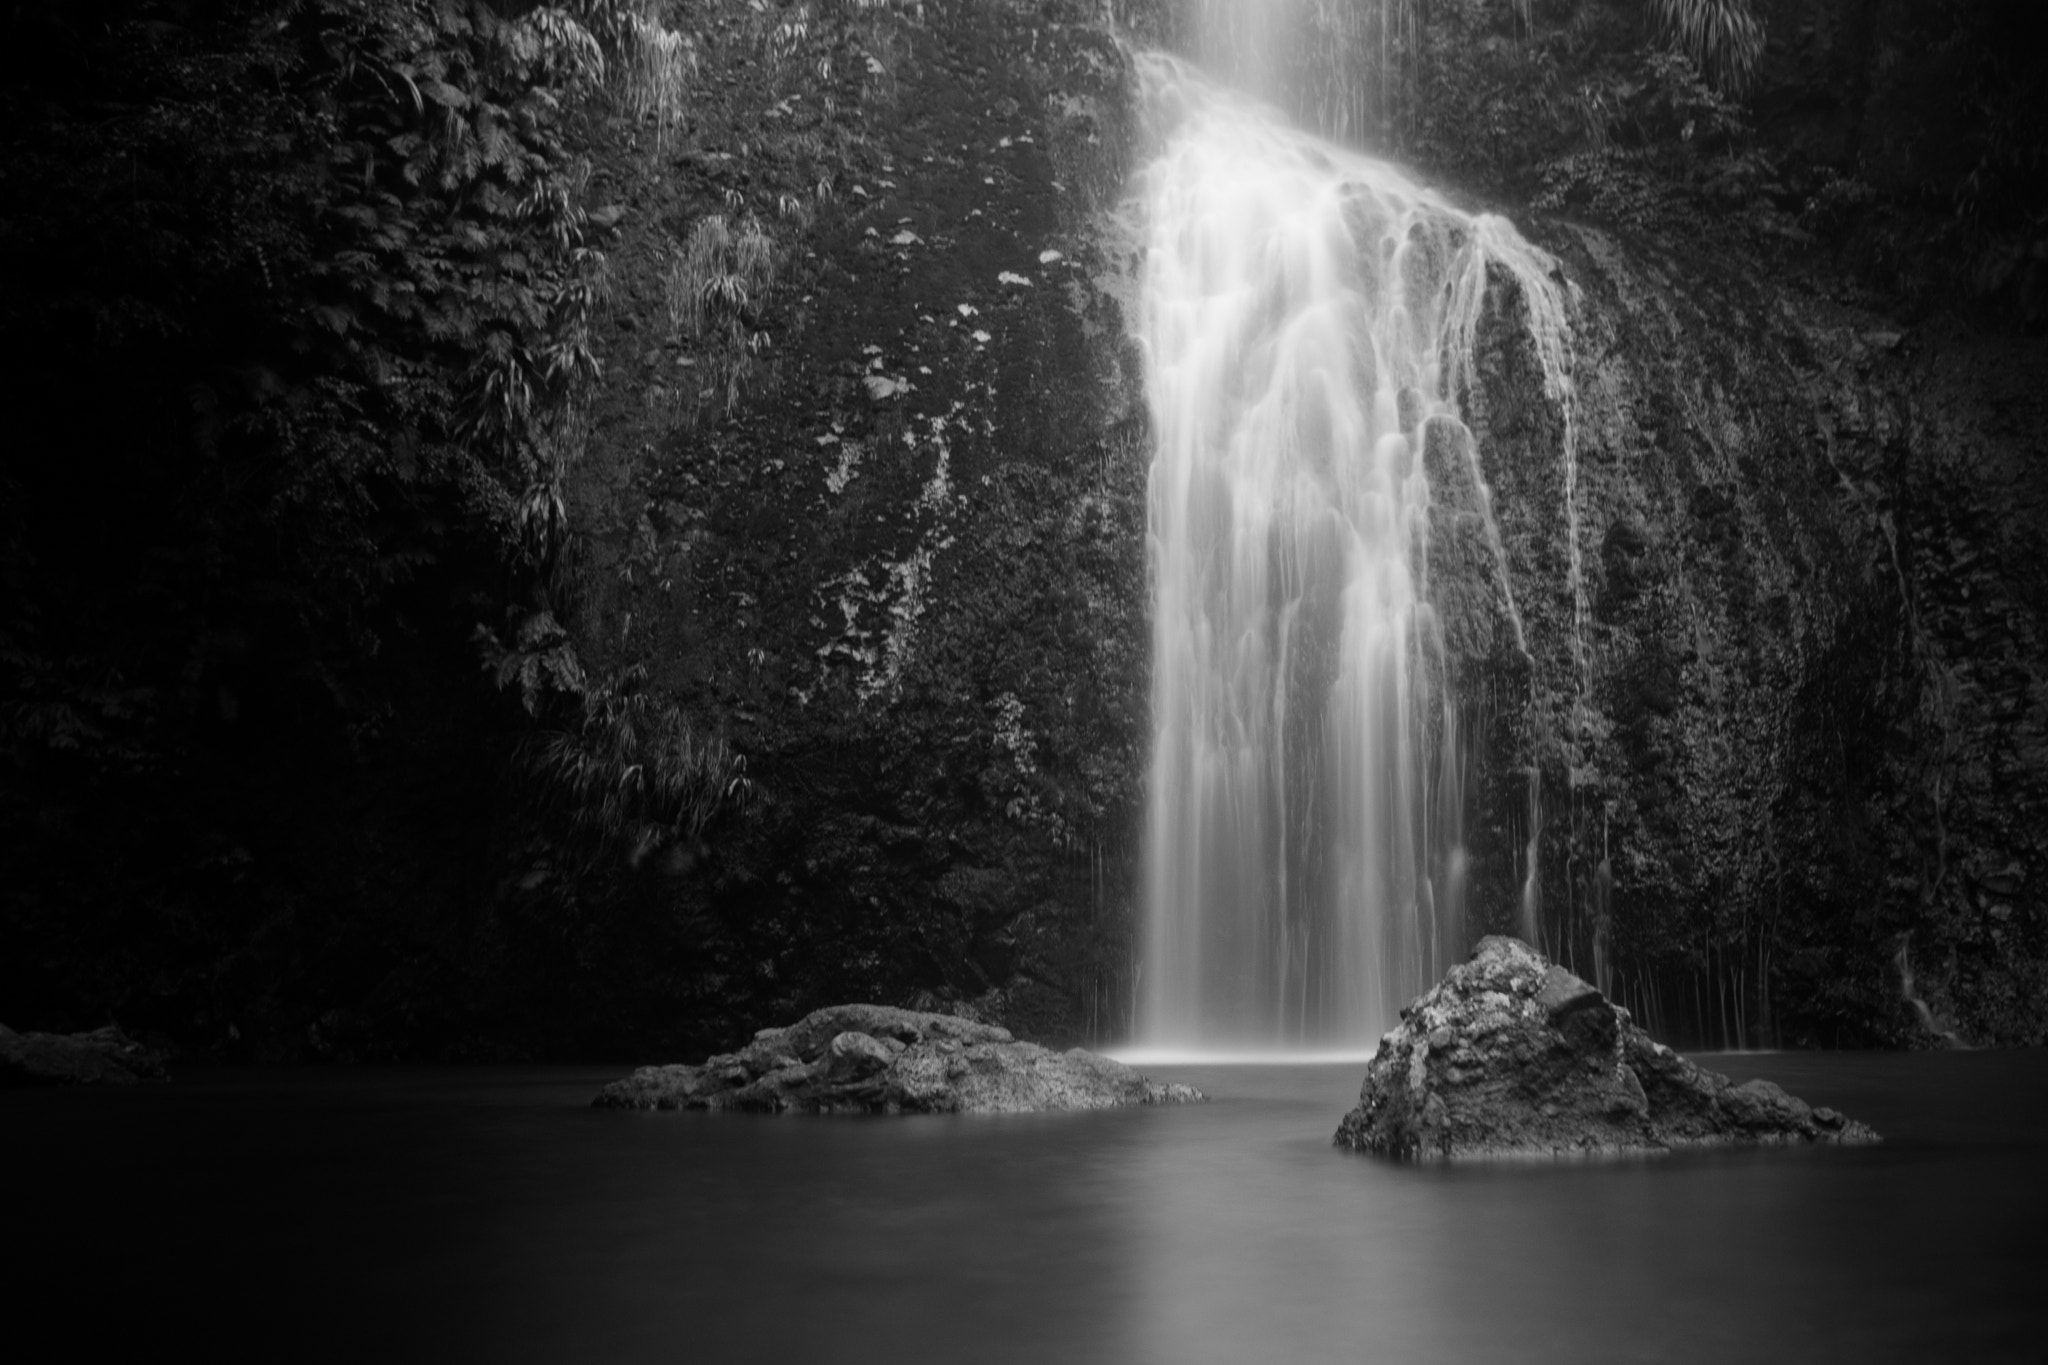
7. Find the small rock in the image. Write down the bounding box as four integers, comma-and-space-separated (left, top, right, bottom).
1, 1023, 172, 1086
1334, 938, 1881, 1159
823, 1029, 896, 1080
593, 1003, 1205, 1114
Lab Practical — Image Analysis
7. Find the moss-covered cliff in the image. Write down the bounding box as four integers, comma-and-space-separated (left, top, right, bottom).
1458, 227, 2048, 1048
1336, 0, 2048, 1046
541, 0, 1154, 1053
3, 0, 2041, 1057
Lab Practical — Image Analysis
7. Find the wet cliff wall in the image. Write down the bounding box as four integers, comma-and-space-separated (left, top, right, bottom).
1457, 230, 2048, 1047
5, 0, 2040, 1057
547, 0, 1155, 1052
519, 0, 2048, 1051
1107, 0, 2048, 1047
1360, 0, 2048, 1045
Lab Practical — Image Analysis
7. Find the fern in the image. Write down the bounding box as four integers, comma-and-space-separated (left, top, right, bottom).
1648, 0, 1765, 94
508, 6, 607, 87
621, 3, 696, 149
665, 214, 776, 339
660, 214, 775, 427
528, 670, 753, 863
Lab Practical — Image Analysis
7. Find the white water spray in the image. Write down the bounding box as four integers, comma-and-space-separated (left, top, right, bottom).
1133, 53, 1575, 1050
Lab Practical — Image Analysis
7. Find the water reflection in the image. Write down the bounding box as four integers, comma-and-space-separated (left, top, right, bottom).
3, 1055, 2041, 1363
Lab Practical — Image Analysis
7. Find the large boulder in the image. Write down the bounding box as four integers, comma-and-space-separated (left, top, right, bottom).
0, 1023, 170, 1086
1334, 937, 1881, 1159
594, 1004, 1204, 1114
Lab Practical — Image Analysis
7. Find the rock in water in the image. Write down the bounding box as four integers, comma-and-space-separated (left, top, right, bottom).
1334, 938, 1880, 1159
1, 1023, 170, 1086
594, 1004, 1204, 1114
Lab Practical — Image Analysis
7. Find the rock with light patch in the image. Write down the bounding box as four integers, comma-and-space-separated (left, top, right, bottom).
1334, 937, 1881, 1159
1, 1023, 171, 1086
594, 1004, 1205, 1114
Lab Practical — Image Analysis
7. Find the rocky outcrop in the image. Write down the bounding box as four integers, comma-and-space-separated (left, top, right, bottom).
0, 1023, 170, 1086
1334, 938, 1880, 1160
594, 1004, 1203, 1114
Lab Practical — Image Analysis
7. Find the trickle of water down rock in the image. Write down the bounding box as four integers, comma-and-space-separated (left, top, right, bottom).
1133, 53, 1578, 1051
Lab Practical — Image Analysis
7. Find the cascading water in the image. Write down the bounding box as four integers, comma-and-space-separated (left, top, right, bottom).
1132, 51, 1575, 1052
1174, 0, 1420, 147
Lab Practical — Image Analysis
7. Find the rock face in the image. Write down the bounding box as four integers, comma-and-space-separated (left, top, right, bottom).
594, 1004, 1203, 1114
0, 1023, 170, 1086
556, 0, 1158, 1051
1334, 938, 1880, 1159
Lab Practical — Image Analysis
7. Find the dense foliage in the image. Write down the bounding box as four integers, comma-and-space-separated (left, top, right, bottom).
1369, 0, 2048, 329
0, 0, 747, 1058
1, 0, 1144, 1060
1647, 0, 1763, 92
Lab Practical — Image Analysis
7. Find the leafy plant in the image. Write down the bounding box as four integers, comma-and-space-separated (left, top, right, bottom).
477, 610, 588, 717
1403, 0, 1571, 187
621, 2, 697, 148
1637, 46, 1747, 141
1647, 0, 1763, 94
0, 0, 642, 1045
666, 214, 776, 338
662, 213, 777, 425
527, 668, 754, 865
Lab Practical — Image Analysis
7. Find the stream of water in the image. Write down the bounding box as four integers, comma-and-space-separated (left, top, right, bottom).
1136, 54, 1574, 1050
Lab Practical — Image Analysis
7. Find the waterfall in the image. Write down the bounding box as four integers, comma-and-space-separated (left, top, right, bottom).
1174, 0, 1420, 146
1132, 52, 1574, 1052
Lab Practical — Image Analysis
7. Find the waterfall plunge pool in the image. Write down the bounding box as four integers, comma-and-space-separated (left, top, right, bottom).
5, 1052, 2039, 1362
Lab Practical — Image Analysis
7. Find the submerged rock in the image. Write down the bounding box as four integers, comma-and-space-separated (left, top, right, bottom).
0, 1023, 170, 1086
594, 1004, 1204, 1114
1334, 938, 1880, 1159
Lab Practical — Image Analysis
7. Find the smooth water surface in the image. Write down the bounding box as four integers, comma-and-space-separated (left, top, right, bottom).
6, 1052, 2041, 1362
